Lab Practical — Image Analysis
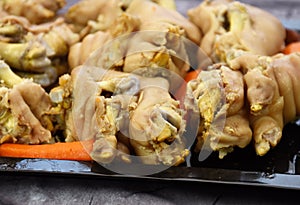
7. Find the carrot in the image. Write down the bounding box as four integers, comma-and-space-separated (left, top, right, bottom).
184, 69, 201, 82
175, 69, 201, 102
0, 141, 93, 161
282, 42, 300, 54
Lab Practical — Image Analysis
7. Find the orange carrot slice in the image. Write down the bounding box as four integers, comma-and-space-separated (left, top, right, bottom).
175, 69, 201, 102
0, 141, 93, 161
283, 42, 300, 54
183, 69, 201, 82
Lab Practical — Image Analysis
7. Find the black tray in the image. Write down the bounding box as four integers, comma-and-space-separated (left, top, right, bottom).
1, 118, 299, 190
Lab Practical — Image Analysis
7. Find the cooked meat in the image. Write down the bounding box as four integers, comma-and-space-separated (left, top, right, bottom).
188, 52, 300, 157
0, 60, 53, 144
0, 14, 79, 87
67, 0, 198, 79
188, 0, 286, 63
65, 0, 123, 36
186, 65, 251, 158
51, 62, 189, 165
68, 31, 112, 70
48, 74, 75, 142
1, 0, 66, 24
129, 76, 188, 165
127, 0, 202, 44
230, 53, 300, 155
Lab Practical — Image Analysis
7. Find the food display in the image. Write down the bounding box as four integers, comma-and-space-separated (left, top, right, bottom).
186, 0, 298, 158
0, 0, 300, 184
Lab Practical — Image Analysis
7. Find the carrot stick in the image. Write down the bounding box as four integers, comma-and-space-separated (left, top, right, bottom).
175, 69, 201, 103
0, 141, 93, 161
282, 42, 300, 54
183, 69, 201, 82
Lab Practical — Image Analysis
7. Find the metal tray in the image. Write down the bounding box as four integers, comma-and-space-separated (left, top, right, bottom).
1, 118, 299, 190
